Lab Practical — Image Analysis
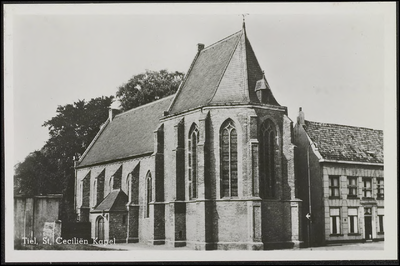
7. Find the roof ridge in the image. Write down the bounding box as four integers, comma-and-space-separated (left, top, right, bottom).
202, 30, 242, 52
116, 94, 175, 118
305, 120, 383, 132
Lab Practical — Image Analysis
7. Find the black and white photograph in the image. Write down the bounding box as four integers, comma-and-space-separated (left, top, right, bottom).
4, 2, 397, 263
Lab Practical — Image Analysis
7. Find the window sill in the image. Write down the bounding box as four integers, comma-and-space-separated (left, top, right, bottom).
329, 234, 344, 237
377, 197, 384, 200
377, 232, 384, 235
329, 196, 341, 199
362, 197, 375, 200
348, 233, 361, 236
347, 196, 359, 199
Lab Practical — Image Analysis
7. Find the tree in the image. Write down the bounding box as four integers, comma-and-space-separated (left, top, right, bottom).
14, 150, 59, 196
14, 96, 114, 222
116, 69, 184, 111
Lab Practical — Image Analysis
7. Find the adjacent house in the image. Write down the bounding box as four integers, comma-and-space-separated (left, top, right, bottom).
293, 108, 384, 247
74, 23, 302, 250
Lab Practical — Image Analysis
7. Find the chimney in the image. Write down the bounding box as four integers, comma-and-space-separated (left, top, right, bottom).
109, 108, 119, 122
297, 107, 305, 125
197, 43, 205, 52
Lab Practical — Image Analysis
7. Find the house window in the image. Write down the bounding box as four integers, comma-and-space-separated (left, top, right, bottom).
188, 124, 199, 200
329, 176, 340, 198
377, 178, 384, 199
348, 208, 358, 234
362, 177, 372, 198
260, 120, 276, 198
145, 171, 152, 218
122, 214, 127, 225
347, 177, 357, 198
220, 120, 238, 198
378, 208, 384, 233
330, 208, 341, 235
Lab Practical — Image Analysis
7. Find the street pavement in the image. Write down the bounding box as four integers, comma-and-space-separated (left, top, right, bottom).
299, 241, 384, 251
93, 240, 384, 251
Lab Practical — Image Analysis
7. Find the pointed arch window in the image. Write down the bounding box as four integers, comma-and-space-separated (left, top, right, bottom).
188, 124, 199, 200
109, 176, 114, 194
220, 120, 238, 198
79, 181, 83, 207
92, 179, 97, 207
126, 173, 132, 203
261, 120, 276, 198
145, 171, 152, 218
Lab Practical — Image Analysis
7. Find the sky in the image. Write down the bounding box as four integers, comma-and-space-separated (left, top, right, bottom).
5, 3, 396, 166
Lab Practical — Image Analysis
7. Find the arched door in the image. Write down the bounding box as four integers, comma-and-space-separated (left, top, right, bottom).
97, 217, 105, 241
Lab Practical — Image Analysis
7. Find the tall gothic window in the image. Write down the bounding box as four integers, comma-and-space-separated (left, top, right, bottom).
109, 176, 114, 193
261, 120, 276, 198
145, 171, 152, 218
92, 180, 97, 207
188, 124, 199, 199
220, 119, 238, 198
126, 173, 131, 202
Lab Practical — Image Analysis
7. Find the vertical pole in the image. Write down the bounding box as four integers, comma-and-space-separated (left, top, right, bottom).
307, 146, 312, 247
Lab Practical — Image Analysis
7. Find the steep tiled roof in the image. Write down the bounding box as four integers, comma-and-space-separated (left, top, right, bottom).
304, 120, 383, 164
92, 189, 128, 212
168, 27, 279, 115
78, 95, 173, 167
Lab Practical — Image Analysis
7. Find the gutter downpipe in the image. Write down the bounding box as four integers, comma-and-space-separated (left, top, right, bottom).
307, 145, 312, 247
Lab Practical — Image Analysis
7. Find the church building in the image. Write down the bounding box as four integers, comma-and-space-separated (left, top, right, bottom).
74, 23, 302, 250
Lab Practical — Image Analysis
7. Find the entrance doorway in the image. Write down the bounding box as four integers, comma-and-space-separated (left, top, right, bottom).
364, 208, 372, 240
97, 216, 105, 241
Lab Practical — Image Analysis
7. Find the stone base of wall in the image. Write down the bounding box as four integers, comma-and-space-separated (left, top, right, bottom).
126, 237, 138, 243
185, 241, 215, 250
148, 239, 165, 245
263, 241, 295, 250
291, 240, 304, 249
186, 241, 264, 250
115, 238, 126, 244
165, 240, 187, 247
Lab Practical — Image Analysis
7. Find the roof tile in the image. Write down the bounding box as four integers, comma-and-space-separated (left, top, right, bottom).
304, 120, 383, 164
92, 189, 128, 212
78, 95, 173, 167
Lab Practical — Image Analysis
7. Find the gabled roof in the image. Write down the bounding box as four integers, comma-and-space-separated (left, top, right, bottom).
92, 189, 128, 212
168, 26, 279, 115
304, 120, 383, 164
77, 95, 173, 167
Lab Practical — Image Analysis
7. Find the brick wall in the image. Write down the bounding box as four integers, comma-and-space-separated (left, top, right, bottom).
109, 212, 128, 243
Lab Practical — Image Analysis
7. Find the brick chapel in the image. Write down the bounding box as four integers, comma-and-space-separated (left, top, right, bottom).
74, 23, 383, 250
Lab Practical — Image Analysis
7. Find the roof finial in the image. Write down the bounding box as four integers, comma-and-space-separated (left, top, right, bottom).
242, 13, 249, 30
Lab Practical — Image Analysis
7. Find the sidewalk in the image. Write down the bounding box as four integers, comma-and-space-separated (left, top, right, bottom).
93, 241, 384, 251
92, 242, 191, 251
301, 241, 384, 251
